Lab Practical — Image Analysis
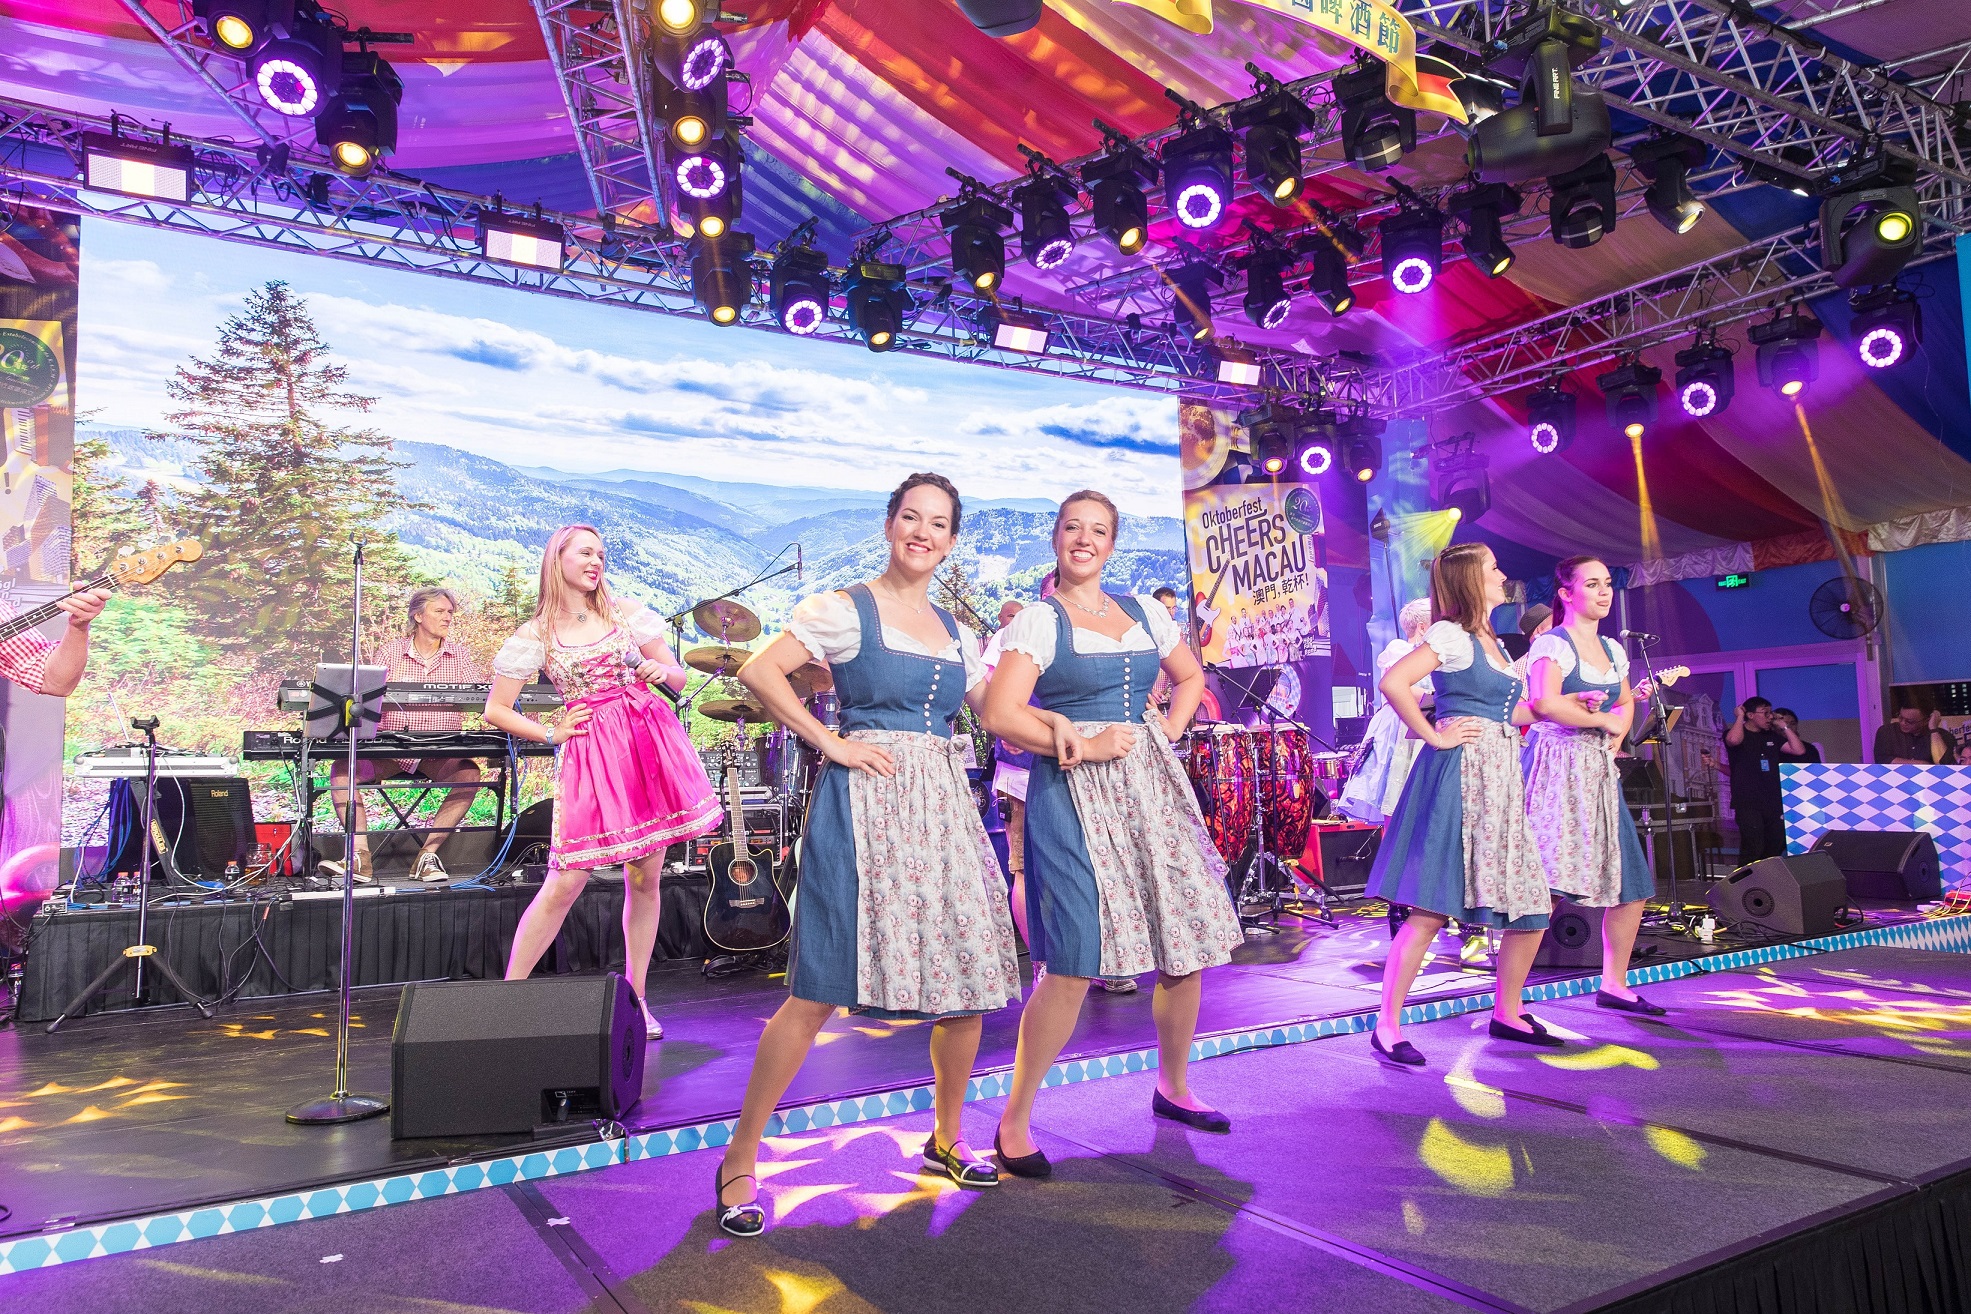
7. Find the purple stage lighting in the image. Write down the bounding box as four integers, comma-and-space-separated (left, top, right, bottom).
782, 296, 825, 335
1389, 255, 1434, 295
1174, 181, 1224, 229
675, 153, 727, 199
1858, 325, 1905, 368
680, 35, 727, 91
1679, 378, 1720, 416
1529, 420, 1562, 454
256, 56, 321, 116
1298, 441, 1333, 476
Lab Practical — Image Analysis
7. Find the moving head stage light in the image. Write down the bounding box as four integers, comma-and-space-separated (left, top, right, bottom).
1675, 334, 1735, 417
1820, 156, 1921, 290
1526, 382, 1577, 454
1750, 309, 1823, 398
1084, 145, 1155, 255
943, 192, 1012, 292
1850, 286, 1920, 369
1597, 359, 1662, 440
1468, 9, 1609, 186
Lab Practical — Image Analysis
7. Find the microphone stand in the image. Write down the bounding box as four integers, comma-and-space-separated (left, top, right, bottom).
288, 541, 389, 1125
1207, 662, 1337, 927
1626, 632, 1692, 935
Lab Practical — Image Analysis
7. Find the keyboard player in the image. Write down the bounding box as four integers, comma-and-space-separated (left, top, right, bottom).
322, 586, 486, 884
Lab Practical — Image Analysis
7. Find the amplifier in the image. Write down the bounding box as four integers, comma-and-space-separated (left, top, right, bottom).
1296, 822, 1382, 898
101, 775, 256, 881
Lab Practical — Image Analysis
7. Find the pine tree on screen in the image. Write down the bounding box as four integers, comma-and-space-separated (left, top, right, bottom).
151, 281, 419, 678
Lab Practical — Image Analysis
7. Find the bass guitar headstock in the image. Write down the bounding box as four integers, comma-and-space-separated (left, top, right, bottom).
109, 538, 204, 587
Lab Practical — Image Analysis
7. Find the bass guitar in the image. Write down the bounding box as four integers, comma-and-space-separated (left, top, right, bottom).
0, 538, 203, 642
702, 762, 790, 953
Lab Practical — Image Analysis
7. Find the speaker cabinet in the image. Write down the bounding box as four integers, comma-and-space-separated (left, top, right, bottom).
1536, 899, 1605, 968
1297, 823, 1382, 899
1809, 829, 1943, 902
106, 776, 255, 881
1707, 851, 1848, 937
390, 974, 645, 1139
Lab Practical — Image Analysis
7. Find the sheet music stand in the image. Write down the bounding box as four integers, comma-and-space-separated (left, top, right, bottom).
306, 663, 388, 741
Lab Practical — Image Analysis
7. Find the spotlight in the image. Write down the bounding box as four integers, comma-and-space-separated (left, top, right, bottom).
1674, 338, 1735, 417
943, 194, 1012, 293
1448, 70, 1510, 125
1169, 261, 1223, 341
1336, 62, 1415, 171
1242, 407, 1295, 476
1469, 88, 1611, 186
770, 239, 832, 336
195, 0, 287, 52
1750, 309, 1823, 398
82, 130, 195, 202
1340, 415, 1385, 482
658, 72, 727, 151
1242, 247, 1295, 330
1526, 383, 1576, 454
654, 0, 707, 38
1432, 443, 1490, 521
1631, 134, 1707, 235
1491, 8, 1603, 133
1214, 343, 1262, 387
1820, 173, 1921, 289
1379, 205, 1444, 295
1083, 149, 1155, 255
1299, 234, 1355, 315
1850, 286, 1920, 370
314, 51, 401, 177
988, 306, 1051, 354
1014, 174, 1077, 271
673, 141, 731, 199
669, 135, 742, 238
1548, 153, 1618, 248
690, 230, 754, 326
1297, 422, 1337, 476
1597, 359, 1662, 440
477, 208, 566, 272
1234, 86, 1316, 206
652, 30, 728, 94
1447, 183, 1521, 278
250, 13, 339, 116
844, 259, 913, 352
1163, 123, 1235, 230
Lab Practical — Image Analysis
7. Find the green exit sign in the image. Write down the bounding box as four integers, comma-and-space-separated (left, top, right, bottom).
1716, 572, 1753, 589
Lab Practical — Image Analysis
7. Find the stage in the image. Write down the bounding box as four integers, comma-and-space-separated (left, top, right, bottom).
5, 905, 1971, 1311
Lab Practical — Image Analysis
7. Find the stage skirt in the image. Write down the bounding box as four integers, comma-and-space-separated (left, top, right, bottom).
788, 729, 1021, 1020
1523, 725, 1655, 907
1367, 718, 1551, 929
1025, 710, 1243, 979
552, 683, 721, 869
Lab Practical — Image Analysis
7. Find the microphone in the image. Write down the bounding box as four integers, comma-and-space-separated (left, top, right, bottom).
1619, 628, 1659, 642
795, 542, 803, 582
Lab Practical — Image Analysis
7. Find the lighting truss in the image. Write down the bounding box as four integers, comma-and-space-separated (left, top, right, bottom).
1385, 217, 1959, 411
530, 0, 671, 224
0, 98, 1381, 408
113, 0, 326, 156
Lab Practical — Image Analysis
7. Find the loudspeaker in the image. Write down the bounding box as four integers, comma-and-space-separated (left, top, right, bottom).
106, 776, 255, 881
1297, 823, 1382, 898
390, 974, 645, 1139
1707, 851, 1848, 936
1810, 829, 1943, 902
1536, 898, 1605, 967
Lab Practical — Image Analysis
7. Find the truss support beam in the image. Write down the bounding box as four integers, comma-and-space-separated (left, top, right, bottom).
530, 0, 669, 225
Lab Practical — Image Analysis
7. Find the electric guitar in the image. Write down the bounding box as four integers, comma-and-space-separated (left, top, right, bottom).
1193, 567, 1228, 649
0, 538, 203, 643
702, 762, 790, 953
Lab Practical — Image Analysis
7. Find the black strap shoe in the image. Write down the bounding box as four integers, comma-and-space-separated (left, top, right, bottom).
993, 1128, 1052, 1179
1152, 1089, 1231, 1132
923, 1136, 1000, 1188
1489, 1017, 1564, 1047
714, 1165, 765, 1238
1596, 990, 1668, 1017
1371, 1030, 1426, 1066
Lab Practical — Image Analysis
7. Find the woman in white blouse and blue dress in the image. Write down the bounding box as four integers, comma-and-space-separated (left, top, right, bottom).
713, 474, 1028, 1238
985, 491, 1244, 1178
1365, 543, 1560, 1066
1522, 555, 1664, 1015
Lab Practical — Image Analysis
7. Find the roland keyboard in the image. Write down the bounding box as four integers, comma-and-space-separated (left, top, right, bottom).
274, 680, 564, 714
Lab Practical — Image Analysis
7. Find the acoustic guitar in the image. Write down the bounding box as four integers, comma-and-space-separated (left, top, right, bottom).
0, 538, 203, 643
702, 762, 790, 953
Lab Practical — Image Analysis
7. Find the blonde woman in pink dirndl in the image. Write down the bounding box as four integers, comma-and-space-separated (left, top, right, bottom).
485, 525, 722, 1039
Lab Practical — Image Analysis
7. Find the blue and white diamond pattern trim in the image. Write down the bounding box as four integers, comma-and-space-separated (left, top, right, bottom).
1783, 762, 1971, 887
6, 913, 1970, 1278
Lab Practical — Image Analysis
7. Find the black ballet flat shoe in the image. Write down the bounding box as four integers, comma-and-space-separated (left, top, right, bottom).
713, 1165, 765, 1238
993, 1128, 1052, 1180
1596, 990, 1668, 1017
1519, 1013, 1549, 1035
1371, 1031, 1426, 1067
923, 1136, 1000, 1188
1489, 1018, 1565, 1047
1152, 1089, 1231, 1133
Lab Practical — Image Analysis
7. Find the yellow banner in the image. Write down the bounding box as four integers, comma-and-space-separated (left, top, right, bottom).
1116, 0, 1466, 123
1184, 476, 1331, 670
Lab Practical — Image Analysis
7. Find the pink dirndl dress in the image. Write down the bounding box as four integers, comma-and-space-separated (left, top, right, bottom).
493, 606, 721, 869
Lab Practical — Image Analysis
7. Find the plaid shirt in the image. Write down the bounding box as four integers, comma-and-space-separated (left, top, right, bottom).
0, 598, 55, 695
376, 633, 487, 735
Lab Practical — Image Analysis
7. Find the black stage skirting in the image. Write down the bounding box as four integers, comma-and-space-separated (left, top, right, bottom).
15, 876, 716, 1022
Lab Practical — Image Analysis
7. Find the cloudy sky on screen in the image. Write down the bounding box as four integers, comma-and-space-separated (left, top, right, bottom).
76, 221, 1183, 515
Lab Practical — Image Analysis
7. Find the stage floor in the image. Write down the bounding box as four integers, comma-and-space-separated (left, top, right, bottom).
5, 914, 1971, 1310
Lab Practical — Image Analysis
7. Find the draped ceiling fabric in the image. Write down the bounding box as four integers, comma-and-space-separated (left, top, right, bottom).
3, 0, 1968, 572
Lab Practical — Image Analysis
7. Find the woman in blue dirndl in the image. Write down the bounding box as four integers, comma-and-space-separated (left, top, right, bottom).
714, 474, 1027, 1238
1367, 543, 1561, 1066
1523, 555, 1665, 1015
985, 491, 1244, 1177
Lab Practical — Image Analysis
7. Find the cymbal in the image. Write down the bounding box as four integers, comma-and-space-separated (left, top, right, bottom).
699, 697, 768, 724
787, 662, 834, 699
693, 598, 761, 643
684, 644, 752, 675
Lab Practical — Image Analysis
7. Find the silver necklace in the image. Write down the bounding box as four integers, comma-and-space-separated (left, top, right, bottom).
1060, 590, 1110, 619
878, 582, 930, 617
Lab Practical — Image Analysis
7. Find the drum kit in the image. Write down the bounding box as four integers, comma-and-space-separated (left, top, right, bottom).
675, 596, 835, 815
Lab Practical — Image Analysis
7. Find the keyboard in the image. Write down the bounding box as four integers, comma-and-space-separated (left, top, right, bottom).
274, 680, 564, 714
240, 730, 556, 762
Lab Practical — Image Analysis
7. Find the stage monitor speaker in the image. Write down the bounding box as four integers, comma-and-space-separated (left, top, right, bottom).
1536, 898, 1605, 968
1809, 829, 1942, 902
390, 974, 644, 1139
1707, 851, 1847, 937
1298, 823, 1381, 899
106, 775, 255, 880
